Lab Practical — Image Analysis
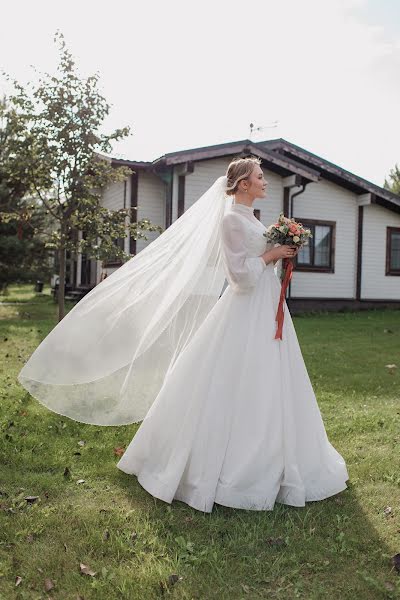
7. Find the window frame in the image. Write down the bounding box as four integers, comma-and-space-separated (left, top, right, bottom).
386, 226, 400, 276
292, 218, 336, 273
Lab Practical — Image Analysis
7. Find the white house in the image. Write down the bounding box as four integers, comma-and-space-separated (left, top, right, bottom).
69, 139, 400, 313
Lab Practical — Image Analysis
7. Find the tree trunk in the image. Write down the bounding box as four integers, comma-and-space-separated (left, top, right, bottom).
58, 225, 66, 321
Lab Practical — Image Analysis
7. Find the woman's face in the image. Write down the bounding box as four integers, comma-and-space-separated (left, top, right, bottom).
242, 165, 267, 199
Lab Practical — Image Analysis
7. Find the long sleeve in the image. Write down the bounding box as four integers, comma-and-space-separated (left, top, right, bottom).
220, 213, 266, 293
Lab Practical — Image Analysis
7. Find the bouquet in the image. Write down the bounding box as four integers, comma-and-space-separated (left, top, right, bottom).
263, 214, 312, 340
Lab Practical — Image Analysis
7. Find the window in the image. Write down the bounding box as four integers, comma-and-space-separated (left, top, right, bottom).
386, 227, 400, 276
81, 253, 92, 285
293, 218, 335, 273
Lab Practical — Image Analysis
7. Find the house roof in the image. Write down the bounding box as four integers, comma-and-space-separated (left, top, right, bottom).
111, 158, 152, 169
154, 139, 321, 182
111, 138, 400, 214
260, 139, 400, 214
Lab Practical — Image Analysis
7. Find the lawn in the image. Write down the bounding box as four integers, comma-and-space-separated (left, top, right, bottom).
0, 284, 399, 599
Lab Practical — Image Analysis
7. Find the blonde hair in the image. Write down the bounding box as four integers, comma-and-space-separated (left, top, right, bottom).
225, 156, 261, 196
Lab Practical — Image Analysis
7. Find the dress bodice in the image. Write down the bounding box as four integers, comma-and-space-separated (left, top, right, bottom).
229, 203, 271, 257
220, 202, 275, 294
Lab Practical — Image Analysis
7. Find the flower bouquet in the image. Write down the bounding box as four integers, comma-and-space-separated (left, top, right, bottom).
264, 214, 312, 340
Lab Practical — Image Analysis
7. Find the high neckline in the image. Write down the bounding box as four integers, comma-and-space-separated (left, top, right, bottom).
231, 202, 255, 214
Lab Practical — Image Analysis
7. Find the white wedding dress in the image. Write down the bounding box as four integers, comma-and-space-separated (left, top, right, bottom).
117, 202, 349, 512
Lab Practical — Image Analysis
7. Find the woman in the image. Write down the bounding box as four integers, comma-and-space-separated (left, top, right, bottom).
18, 156, 349, 512
116, 157, 349, 511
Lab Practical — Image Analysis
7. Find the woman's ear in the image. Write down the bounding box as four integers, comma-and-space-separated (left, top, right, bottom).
238, 179, 247, 193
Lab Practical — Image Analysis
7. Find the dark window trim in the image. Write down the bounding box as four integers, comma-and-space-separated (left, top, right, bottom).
178, 175, 185, 218
254, 208, 261, 220
356, 205, 363, 299
386, 226, 400, 276
292, 217, 336, 273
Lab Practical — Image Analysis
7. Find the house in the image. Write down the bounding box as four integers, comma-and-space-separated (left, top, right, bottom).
69, 139, 400, 313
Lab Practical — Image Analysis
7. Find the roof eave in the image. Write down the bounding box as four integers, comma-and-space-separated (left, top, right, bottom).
261, 139, 400, 208
154, 140, 320, 182
111, 158, 152, 169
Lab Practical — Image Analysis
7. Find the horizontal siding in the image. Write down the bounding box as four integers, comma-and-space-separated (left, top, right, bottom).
124, 177, 132, 254
98, 159, 399, 301
184, 158, 232, 210
184, 158, 283, 223
290, 179, 358, 298
171, 169, 179, 224
101, 181, 126, 211
361, 203, 400, 299
253, 171, 283, 227
135, 172, 166, 253
97, 179, 129, 284
101, 177, 131, 254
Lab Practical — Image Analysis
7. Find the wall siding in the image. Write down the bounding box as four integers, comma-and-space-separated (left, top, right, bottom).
100, 177, 132, 253
184, 158, 283, 224
96, 180, 128, 284
184, 158, 232, 210
253, 170, 283, 227
101, 180, 126, 211
135, 172, 166, 253
98, 158, 399, 302
171, 169, 179, 223
361, 203, 400, 299
289, 179, 358, 299
124, 177, 132, 254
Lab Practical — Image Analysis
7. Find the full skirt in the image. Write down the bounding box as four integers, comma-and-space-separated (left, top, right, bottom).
117, 261, 349, 512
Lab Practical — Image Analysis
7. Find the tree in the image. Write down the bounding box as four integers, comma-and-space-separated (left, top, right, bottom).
0, 96, 51, 291
1, 32, 162, 320
0, 219, 52, 293
384, 164, 400, 195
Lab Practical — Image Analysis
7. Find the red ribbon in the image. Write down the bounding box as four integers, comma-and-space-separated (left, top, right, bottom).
274, 258, 293, 340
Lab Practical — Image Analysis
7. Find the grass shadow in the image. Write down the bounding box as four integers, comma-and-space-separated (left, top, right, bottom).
1, 296, 399, 599
110, 463, 399, 599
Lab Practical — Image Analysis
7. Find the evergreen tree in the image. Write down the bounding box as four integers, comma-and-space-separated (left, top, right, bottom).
384, 164, 400, 195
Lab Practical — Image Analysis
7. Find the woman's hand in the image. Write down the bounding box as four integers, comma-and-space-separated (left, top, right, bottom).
262, 244, 299, 266
273, 245, 298, 260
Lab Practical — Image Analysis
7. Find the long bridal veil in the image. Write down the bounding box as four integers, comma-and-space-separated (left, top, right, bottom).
18, 176, 232, 425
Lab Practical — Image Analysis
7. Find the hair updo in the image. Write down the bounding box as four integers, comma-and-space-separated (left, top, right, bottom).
225, 156, 261, 196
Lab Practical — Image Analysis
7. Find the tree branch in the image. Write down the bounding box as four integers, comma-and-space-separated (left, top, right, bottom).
29, 170, 61, 221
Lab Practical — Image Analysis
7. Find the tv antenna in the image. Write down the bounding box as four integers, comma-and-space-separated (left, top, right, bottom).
249, 121, 279, 139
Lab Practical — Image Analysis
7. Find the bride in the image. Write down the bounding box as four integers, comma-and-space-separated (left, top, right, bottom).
18, 156, 349, 512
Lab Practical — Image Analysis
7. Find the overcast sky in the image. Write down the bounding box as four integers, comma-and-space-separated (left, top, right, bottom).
1, 0, 399, 187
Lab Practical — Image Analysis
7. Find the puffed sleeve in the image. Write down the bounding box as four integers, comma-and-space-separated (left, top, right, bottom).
220, 213, 267, 293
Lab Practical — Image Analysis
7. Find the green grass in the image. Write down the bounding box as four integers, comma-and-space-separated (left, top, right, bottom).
0, 283, 53, 304
1, 285, 399, 599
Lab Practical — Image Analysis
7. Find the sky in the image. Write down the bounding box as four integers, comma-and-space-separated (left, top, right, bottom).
1, 0, 399, 187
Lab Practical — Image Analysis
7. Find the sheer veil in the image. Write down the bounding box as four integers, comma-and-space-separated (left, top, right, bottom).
18, 175, 233, 425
